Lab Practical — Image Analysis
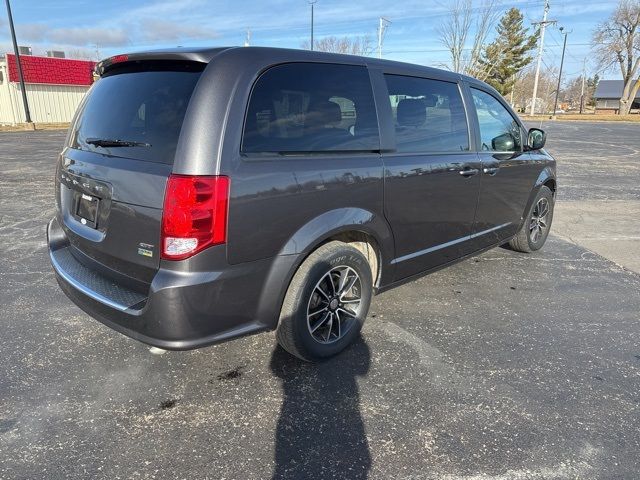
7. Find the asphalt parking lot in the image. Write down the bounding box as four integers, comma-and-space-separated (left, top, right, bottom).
1, 122, 639, 479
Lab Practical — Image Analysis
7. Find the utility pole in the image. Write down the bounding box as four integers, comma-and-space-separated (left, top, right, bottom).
377, 17, 391, 59
530, 0, 556, 116
4, 0, 32, 124
510, 73, 516, 106
579, 57, 586, 114
308, 0, 317, 51
552, 27, 569, 117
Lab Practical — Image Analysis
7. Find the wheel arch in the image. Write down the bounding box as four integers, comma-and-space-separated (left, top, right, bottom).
519, 167, 556, 229
258, 208, 393, 332
543, 177, 556, 195
278, 207, 394, 288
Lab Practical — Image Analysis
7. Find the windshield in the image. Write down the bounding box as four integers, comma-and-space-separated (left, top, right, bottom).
70, 61, 204, 164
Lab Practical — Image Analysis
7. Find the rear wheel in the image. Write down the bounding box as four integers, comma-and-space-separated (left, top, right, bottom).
276, 241, 373, 361
509, 185, 554, 253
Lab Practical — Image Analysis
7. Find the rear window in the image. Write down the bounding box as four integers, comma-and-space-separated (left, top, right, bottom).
70, 61, 204, 164
242, 63, 380, 154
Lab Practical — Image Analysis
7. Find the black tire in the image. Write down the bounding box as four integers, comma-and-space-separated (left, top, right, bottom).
509, 186, 554, 253
276, 241, 373, 362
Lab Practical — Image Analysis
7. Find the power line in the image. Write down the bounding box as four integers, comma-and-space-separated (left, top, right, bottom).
384, 42, 593, 55
544, 42, 593, 47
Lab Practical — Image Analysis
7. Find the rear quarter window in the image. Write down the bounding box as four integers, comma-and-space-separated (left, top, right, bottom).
70, 61, 204, 164
242, 63, 380, 154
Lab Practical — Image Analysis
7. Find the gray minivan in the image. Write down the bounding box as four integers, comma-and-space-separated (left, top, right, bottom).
48, 46, 556, 361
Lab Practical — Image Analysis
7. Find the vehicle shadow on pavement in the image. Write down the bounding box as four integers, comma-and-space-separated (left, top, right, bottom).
269, 337, 371, 479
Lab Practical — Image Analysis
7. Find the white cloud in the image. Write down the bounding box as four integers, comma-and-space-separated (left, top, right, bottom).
16, 23, 49, 43
48, 27, 130, 47
138, 19, 216, 42
125, 0, 208, 18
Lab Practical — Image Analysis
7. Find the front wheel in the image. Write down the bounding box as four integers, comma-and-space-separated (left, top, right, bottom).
276, 241, 373, 361
509, 185, 554, 253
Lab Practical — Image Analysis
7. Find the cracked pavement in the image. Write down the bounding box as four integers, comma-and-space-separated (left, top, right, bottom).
1, 123, 639, 479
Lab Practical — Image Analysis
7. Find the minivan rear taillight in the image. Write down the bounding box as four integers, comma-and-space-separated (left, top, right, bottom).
161, 175, 230, 260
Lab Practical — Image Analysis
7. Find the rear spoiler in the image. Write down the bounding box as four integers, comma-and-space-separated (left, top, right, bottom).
94, 47, 233, 77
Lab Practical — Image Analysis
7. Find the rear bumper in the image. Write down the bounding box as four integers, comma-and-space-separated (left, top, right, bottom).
47, 217, 298, 350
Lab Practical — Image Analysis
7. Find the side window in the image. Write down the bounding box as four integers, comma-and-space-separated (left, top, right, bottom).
384, 74, 469, 153
242, 63, 379, 153
471, 88, 522, 152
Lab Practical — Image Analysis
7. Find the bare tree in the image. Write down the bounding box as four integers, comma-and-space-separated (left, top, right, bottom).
437, 0, 471, 73
561, 74, 599, 110
593, 0, 640, 115
301, 35, 374, 56
436, 0, 499, 76
67, 49, 98, 60
512, 65, 557, 113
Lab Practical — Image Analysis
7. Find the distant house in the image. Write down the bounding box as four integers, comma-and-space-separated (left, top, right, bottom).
593, 80, 640, 114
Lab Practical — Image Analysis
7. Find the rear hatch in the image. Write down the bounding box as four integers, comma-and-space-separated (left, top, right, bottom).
56, 59, 204, 288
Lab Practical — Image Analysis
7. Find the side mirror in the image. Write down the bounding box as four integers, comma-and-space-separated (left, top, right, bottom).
527, 128, 546, 150
491, 133, 515, 151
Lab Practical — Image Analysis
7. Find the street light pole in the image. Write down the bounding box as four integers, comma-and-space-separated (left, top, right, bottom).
552, 27, 568, 117
309, 0, 317, 51
579, 57, 586, 114
4, 0, 32, 123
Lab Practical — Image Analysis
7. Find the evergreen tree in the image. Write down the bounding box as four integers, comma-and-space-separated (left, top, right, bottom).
587, 74, 600, 107
479, 8, 538, 97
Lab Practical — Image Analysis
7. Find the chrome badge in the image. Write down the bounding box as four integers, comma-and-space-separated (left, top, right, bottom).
138, 242, 154, 258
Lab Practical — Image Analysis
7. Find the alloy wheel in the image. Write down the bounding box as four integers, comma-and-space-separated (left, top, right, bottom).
529, 197, 550, 243
306, 265, 362, 344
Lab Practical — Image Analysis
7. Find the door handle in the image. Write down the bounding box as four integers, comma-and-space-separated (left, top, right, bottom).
483, 167, 499, 175
459, 168, 479, 177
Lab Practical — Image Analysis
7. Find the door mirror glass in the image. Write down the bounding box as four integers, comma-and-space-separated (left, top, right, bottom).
491, 133, 515, 151
527, 128, 546, 150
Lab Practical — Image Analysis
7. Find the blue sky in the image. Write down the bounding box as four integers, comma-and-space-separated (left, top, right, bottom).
0, 0, 621, 81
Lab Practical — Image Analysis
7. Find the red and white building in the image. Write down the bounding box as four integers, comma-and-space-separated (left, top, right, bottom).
0, 53, 96, 124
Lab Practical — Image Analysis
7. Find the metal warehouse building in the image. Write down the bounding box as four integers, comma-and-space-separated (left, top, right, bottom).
0, 53, 95, 125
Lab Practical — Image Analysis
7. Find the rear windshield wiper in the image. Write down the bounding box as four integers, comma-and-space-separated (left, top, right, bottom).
85, 138, 151, 148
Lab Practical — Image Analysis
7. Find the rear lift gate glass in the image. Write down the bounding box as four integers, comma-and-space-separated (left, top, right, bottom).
56, 60, 205, 285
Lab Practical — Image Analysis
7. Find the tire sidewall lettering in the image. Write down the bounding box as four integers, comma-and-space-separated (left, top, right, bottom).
329, 254, 363, 267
